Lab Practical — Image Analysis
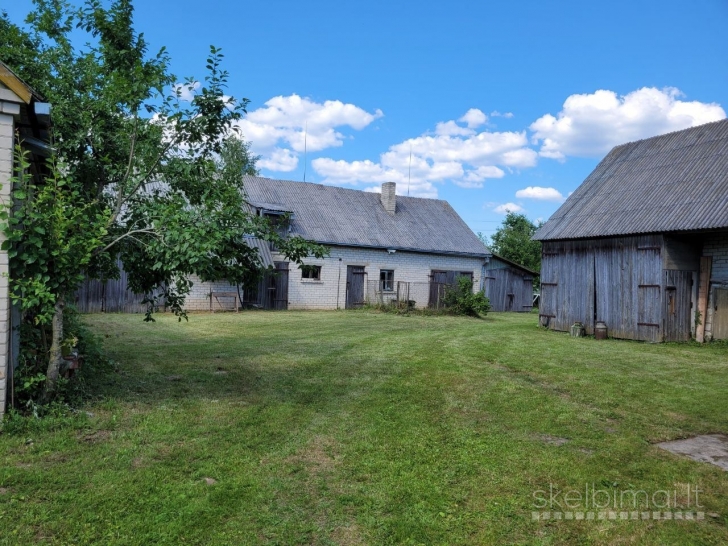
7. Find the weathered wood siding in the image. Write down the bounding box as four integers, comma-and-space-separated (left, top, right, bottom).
541, 235, 671, 341
540, 239, 595, 333
73, 259, 153, 313
485, 267, 533, 312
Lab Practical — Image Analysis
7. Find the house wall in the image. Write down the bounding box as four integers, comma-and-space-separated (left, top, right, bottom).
185, 246, 485, 311
702, 232, 728, 340
0, 107, 16, 417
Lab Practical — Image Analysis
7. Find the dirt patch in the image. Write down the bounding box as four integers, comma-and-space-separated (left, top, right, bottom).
203, 477, 217, 485
287, 435, 340, 475
78, 430, 112, 443
656, 434, 728, 471
537, 434, 569, 447
0, 487, 10, 495
330, 522, 365, 545
166, 375, 183, 381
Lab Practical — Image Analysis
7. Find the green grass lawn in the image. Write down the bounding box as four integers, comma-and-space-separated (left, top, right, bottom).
1, 311, 728, 545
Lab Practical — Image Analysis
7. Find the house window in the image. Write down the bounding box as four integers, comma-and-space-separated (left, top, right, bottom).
301, 265, 321, 280
380, 269, 394, 291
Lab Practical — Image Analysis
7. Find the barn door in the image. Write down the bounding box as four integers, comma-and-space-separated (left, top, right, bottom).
664, 270, 692, 342
346, 266, 366, 309
711, 288, 728, 340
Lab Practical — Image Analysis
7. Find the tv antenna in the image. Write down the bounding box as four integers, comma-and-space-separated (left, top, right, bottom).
407, 142, 412, 196
303, 121, 308, 182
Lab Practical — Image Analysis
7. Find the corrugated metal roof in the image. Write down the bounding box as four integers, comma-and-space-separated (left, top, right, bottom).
242, 176, 490, 257
534, 119, 728, 241
243, 236, 274, 268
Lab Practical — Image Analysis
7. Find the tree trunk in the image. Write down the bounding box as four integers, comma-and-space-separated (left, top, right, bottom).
44, 296, 65, 402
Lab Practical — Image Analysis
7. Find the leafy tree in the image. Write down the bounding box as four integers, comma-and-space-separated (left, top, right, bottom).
482, 212, 542, 274
1, 0, 327, 401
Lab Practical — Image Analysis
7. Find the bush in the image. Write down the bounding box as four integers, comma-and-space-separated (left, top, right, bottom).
9, 305, 109, 420
442, 276, 491, 317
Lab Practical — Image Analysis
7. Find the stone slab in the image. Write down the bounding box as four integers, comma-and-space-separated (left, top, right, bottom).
657, 434, 728, 471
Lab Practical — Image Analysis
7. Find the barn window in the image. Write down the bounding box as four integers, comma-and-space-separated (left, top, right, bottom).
380, 269, 394, 291
301, 265, 321, 280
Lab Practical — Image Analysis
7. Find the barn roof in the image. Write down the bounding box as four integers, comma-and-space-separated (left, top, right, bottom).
534, 119, 728, 241
242, 176, 490, 257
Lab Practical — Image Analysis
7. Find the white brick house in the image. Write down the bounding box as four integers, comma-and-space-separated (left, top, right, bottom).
187, 177, 534, 311
0, 62, 52, 418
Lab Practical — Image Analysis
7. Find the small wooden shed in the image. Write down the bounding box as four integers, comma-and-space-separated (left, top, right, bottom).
484, 255, 537, 313
534, 120, 728, 342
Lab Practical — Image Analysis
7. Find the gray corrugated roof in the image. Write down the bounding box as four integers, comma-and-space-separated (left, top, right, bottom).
242, 176, 490, 257
243, 236, 274, 268
534, 119, 728, 241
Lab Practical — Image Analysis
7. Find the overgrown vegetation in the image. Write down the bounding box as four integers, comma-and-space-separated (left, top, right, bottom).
7, 305, 109, 431
441, 276, 491, 316
0, 1, 327, 407
0, 311, 726, 544
366, 277, 490, 317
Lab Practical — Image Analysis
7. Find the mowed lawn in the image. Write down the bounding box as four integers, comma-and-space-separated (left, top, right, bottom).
1, 311, 728, 545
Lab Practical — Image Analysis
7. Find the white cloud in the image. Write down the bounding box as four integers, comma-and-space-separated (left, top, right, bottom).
234, 94, 383, 171
530, 87, 726, 159
491, 110, 514, 119
312, 109, 537, 196
257, 147, 299, 172
493, 202, 525, 214
435, 120, 474, 136
173, 81, 201, 102
515, 186, 565, 202
460, 108, 488, 128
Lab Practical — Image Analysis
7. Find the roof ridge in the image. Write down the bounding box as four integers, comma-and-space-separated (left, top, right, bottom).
242, 175, 448, 204
610, 118, 728, 151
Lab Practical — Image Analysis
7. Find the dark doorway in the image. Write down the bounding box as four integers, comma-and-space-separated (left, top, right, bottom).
429, 270, 473, 308
663, 270, 692, 342
346, 266, 366, 309
264, 262, 289, 310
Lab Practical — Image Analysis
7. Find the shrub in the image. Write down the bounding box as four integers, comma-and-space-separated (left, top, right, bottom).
9, 305, 109, 420
442, 276, 491, 317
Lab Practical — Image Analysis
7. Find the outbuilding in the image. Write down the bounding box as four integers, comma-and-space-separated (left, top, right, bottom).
534, 119, 728, 342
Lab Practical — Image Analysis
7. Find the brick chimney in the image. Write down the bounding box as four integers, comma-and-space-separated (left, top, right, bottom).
381, 182, 396, 214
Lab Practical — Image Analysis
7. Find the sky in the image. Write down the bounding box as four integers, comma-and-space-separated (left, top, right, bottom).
5, 1, 728, 237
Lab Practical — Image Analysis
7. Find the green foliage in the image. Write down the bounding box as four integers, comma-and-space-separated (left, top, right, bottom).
0, 1, 328, 402
3, 147, 107, 325
441, 276, 491, 317
11, 305, 108, 418
484, 211, 542, 274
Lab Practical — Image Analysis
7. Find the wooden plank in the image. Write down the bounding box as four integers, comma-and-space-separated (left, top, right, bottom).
0, 64, 32, 104
695, 256, 712, 342
713, 289, 728, 340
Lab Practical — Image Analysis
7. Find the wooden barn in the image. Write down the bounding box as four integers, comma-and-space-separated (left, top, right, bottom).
484, 255, 537, 313
534, 119, 728, 342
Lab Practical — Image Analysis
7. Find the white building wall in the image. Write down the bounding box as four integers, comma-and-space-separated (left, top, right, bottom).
0, 109, 16, 417
185, 246, 486, 311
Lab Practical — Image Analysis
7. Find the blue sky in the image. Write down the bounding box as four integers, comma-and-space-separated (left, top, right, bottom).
6, 1, 728, 237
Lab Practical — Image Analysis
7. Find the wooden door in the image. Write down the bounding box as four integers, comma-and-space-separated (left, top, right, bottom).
664, 270, 692, 342
713, 288, 728, 340
429, 270, 449, 307
346, 266, 366, 309
263, 262, 289, 310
